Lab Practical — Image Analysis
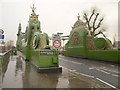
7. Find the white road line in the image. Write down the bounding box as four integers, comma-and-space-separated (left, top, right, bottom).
74, 71, 94, 78
96, 68, 110, 74
112, 74, 120, 77
69, 69, 76, 72
89, 67, 95, 70
60, 57, 119, 76
61, 66, 118, 89
100, 66, 106, 69
98, 68, 119, 74
96, 78, 117, 89
89, 68, 95, 70
90, 66, 119, 77
61, 66, 94, 78
96, 68, 119, 77
59, 58, 83, 65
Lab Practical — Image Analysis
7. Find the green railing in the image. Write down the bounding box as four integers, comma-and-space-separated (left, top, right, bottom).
87, 50, 120, 63
0, 50, 11, 74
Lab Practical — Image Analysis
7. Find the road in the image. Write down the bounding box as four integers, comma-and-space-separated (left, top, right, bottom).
59, 55, 119, 89
1, 52, 119, 89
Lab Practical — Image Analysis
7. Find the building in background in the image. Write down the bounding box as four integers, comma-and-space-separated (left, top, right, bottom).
0, 29, 15, 53
6, 40, 14, 50
0, 29, 5, 53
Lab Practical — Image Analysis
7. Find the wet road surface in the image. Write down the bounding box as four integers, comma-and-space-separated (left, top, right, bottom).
1, 52, 119, 88
59, 55, 119, 89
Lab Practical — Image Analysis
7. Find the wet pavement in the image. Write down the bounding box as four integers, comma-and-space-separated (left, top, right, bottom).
1, 52, 116, 88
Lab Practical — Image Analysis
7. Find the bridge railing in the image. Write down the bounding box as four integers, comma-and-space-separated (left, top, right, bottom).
0, 49, 11, 74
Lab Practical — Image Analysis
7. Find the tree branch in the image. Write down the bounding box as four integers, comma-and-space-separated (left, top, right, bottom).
94, 31, 101, 36
83, 8, 105, 36
95, 18, 103, 30
93, 13, 99, 32
94, 30, 106, 37
83, 13, 89, 22
89, 9, 95, 22
100, 31, 106, 38
83, 13, 91, 30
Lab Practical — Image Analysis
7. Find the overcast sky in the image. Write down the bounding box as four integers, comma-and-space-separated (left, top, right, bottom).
0, 0, 119, 45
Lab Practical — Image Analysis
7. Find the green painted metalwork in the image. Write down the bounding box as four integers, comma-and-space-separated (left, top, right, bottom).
64, 15, 120, 63
16, 5, 61, 71
0, 50, 11, 75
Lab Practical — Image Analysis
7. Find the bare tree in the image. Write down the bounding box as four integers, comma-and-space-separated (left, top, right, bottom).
83, 8, 106, 37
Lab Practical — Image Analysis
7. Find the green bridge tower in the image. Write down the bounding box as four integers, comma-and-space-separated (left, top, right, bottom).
64, 14, 120, 62
16, 4, 62, 72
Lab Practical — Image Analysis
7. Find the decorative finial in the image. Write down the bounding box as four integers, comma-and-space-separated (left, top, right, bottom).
19, 22, 21, 25
31, 4, 36, 13
77, 13, 80, 20
18, 22, 21, 30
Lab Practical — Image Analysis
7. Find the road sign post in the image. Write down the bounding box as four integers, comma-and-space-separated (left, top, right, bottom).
52, 34, 61, 49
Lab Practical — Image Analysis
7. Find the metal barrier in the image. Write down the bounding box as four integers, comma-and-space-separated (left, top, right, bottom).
0, 49, 11, 74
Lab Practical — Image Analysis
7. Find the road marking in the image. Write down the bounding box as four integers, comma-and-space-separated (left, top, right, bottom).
98, 67, 119, 74
61, 66, 77, 73
89, 66, 111, 75
74, 71, 94, 78
59, 58, 83, 65
96, 68, 119, 77
111, 74, 120, 77
61, 65, 118, 89
96, 78, 117, 89
60, 56, 119, 76
60, 57, 119, 76
89, 66, 96, 70
61, 66, 94, 78
89, 67, 119, 77
69, 69, 76, 72
89, 66, 119, 78
100, 66, 106, 69
96, 68, 110, 74
89, 67, 95, 70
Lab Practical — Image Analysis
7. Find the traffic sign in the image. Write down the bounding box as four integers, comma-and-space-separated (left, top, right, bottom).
53, 39, 61, 49
0, 29, 4, 34
0, 34, 4, 39
52, 34, 61, 49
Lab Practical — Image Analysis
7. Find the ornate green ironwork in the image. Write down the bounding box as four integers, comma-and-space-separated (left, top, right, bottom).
16, 5, 62, 72
64, 14, 120, 62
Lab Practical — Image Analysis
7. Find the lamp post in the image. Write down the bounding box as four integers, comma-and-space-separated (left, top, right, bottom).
62, 38, 65, 51
61, 35, 69, 51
